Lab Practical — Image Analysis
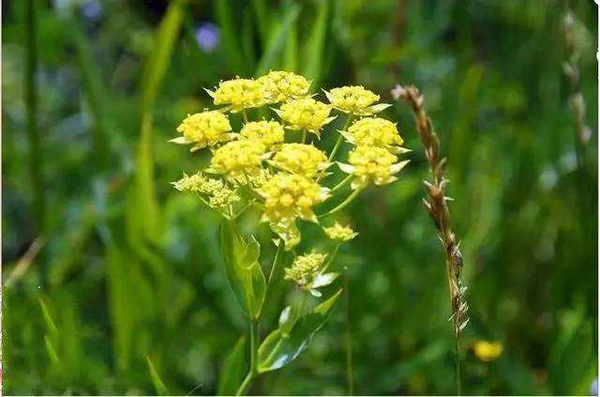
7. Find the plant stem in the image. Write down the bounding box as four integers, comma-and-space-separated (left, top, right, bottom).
301, 129, 307, 144
344, 272, 354, 395
318, 188, 361, 218
26, 0, 44, 233
455, 334, 462, 395
236, 318, 259, 396
242, 110, 249, 123
332, 174, 353, 192
266, 239, 285, 297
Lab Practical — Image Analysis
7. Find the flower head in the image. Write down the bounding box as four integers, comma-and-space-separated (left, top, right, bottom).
271, 143, 329, 178
240, 120, 285, 148
323, 222, 358, 241
257, 71, 310, 103
210, 140, 267, 180
324, 86, 389, 116
208, 78, 264, 112
284, 251, 338, 296
339, 146, 409, 190
275, 98, 335, 136
172, 111, 232, 151
343, 117, 405, 153
259, 173, 330, 225
172, 172, 223, 194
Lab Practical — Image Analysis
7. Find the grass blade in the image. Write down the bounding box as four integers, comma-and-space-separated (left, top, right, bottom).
215, 0, 249, 75
128, 0, 187, 245
302, 0, 330, 86
146, 356, 169, 396
255, 4, 302, 76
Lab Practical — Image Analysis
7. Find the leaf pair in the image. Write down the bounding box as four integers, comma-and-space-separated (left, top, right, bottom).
220, 220, 267, 319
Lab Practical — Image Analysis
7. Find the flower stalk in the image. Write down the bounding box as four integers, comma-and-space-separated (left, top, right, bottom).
393, 84, 468, 395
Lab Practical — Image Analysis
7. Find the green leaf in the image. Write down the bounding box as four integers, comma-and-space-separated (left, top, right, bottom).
257, 289, 342, 373
146, 356, 169, 396
302, 0, 330, 86
255, 4, 302, 76
220, 220, 267, 319
217, 336, 247, 396
215, 0, 249, 75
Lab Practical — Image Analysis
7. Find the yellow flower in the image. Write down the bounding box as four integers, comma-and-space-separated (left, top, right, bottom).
473, 341, 503, 362
342, 117, 406, 153
323, 222, 358, 241
275, 98, 335, 137
338, 146, 409, 190
240, 120, 285, 148
284, 251, 338, 296
171, 111, 232, 151
208, 187, 241, 208
171, 172, 224, 194
257, 71, 310, 103
324, 86, 390, 116
210, 140, 267, 180
207, 78, 264, 112
258, 173, 330, 225
270, 143, 330, 178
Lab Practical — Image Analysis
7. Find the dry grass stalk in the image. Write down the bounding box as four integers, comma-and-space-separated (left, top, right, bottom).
391, 84, 469, 338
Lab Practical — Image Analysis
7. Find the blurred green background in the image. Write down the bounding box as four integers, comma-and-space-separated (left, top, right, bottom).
2, 0, 598, 394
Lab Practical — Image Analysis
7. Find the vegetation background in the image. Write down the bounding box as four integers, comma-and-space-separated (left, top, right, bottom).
2, 0, 598, 394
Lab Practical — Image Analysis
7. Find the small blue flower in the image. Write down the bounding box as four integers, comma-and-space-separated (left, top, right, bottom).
195, 23, 220, 53
591, 378, 598, 396
82, 0, 102, 21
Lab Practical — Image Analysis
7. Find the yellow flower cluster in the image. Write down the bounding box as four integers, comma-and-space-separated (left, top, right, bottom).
284, 252, 327, 286
276, 98, 335, 136
325, 85, 380, 115
208, 78, 264, 112
343, 117, 404, 152
172, 172, 222, 194
323, 222, 358, 241
271, 143, 329, 178
172, 172, 239, 209
257, 71, 310, 103
340, 146, 409, 190
259, 173, 330, 225
210, 140, 267, 180
240, 121, 285, 148
173, 111, 232, 151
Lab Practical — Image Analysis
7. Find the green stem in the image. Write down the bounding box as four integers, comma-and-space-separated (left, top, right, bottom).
266, 239, 285, 295
236, 319, 260, 396
455, 335, 462, 395
242, 110, 249, 123
344, 273, 354, 395
332, 174, 353, 191
318, 188, 362, 218
301, 129, 307, 144
26, 0, 44, 233
329, 114, 354, 163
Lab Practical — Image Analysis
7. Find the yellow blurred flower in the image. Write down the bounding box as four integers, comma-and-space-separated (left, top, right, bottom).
342, 117, 405, 153
257, 71, 310, 103
210, 140, 267, 180
271, 143, 329, 178
323, 222, 358, 241
338, 146, 409, 190
473, 340, 503, 362
258, 173, 330, 225
240, 120, 285, 148
172, 172, 223, 194
207, 78, 264, 112
324, 85, 390, 116
275, 98, 335, 137
171, 111, 232, 151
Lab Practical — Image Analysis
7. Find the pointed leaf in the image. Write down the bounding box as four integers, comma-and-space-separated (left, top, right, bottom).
220, 220, 267, 319
257, 289, 343, 372
146, 356, 169, 396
